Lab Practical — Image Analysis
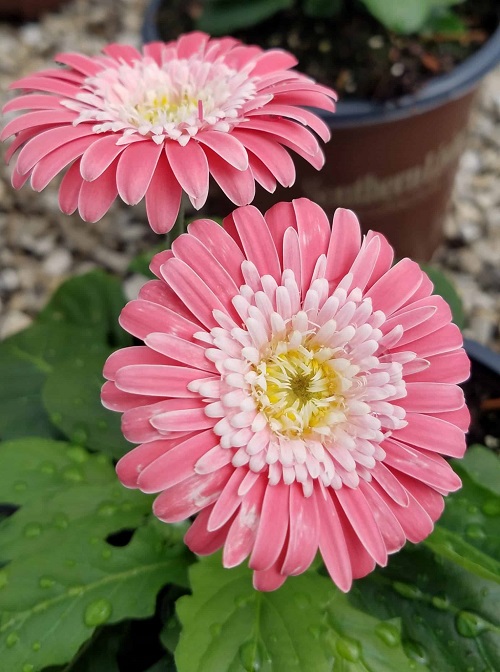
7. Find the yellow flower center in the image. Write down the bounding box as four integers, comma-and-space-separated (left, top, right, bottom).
251, 345, 349, 438
133, 91, 200, 126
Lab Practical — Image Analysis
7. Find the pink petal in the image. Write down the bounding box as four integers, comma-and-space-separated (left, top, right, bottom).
325, 209, 362, 285
205, 151, 255, 206
103, 345, 169, 380
337, 505, 376, 579
392, 323, 464, 358
3, 94, 67, 113
335, 485, 387, 566
145, 152, 182, 234
102, 43, 142, 64
402, 383, 465, 413
232, 205, 282, 281
249, 481, 290, 571
9, 74, 81, 98
197, 131, 248, 170
188, 218, 246, 287
358, 480, 406, 554
253, 562, 287, 592
145, 333, 216, 372
119, 299, 199, 342
407, 350, 470, 384
153, 465, 233, 523
397, 474, 445, 522
223, 475, 267, 568
1, 110, 76, 140
58, 160, 83, 214
281, 482, 319, 576
101, 380, 163, 412
17, 125, 96, 175
137, 429, 219, 493
208, 468, 247, 531
116, 438, 182, 487
122, 398, 205, 443
138, 279, 199, 323
264, 201, 295, 267
247, 153, 277, 193
293, 198, 330, 293
348, 236, 381, 292
365, 259, 424, 317
232, 130, 296, 188
176, 31, 210, 59
317, 489, 352, 592
116, 141, 163, 205
30, 135, 94, 191
383, 438, 462, 494
151, 406, 214, 433
115, 364, 213, 397
250, 50, 298, 75
432, 404, 470, 432
80, 134, 128, 181
248, 103, 330, 142
272, 90, 336, 113
165, 140, 209, 207
394, 414, 466, 458
370, 462, 410, 507
184, 505, 233, 556
78, 159, 118, 222
376, 481, 434, 544
54, 52, 103, 76
362, 231, 394, 289
161, 257, 234, 329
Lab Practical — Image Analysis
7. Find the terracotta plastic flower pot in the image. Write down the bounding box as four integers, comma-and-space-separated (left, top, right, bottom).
0, 0, 68, 20
143, 2, 500, 260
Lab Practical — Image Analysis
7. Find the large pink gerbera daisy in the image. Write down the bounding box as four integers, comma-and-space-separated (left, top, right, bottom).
1, 34, 336, 233
102, 199, 470, 591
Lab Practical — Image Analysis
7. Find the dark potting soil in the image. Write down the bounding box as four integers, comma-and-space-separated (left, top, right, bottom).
154, 0, 498, 101
463, 357, 500, 451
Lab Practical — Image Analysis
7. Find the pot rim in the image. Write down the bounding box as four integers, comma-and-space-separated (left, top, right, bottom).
142, 0, 500, 125
464, 338, 500, 376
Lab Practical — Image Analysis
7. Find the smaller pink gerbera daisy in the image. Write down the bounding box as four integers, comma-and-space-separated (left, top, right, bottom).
102, 199, 470, 591
1, 33, 336, 233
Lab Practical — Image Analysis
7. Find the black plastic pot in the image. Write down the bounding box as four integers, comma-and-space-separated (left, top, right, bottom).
143, 2, 500, 260
463, 339, 500, 448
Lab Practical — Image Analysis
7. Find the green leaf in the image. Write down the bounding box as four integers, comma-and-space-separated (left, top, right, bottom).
425, 8, 466, 35
0, 324, 105, 441
197, 0, 293, 35
175, 555, 427, 671
42, 349, 131, 459
62, 624, 123, 672
359, 0, 430, 33
38, 270, 131, 349
420, 264, 465, 329
351, 446, 500, 672
0, 438, 189, 672
303, 0, 342, 18
128, 242, 167, 279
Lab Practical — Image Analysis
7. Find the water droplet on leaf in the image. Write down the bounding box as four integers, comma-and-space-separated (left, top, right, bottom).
14, 481, 27, 492
24, 523, 42, 538
6, 632, 19, 648
39, 461, 56, 475
0, 570, 8, 589
98, 502, 117, 517
481, 499, 500, 517
51, 412, 63, 424
32, 641, 41, 652
39, 577, 55, 589
393, 582, 422, 600
375, 622, 400, 647
431, 595, 450, 611
293, 592, 310, 609
238, 641, 263, 672
336, 637, 361, 662
71, 427, 88, 446
67, 445, 89, 463
308, 626, 321, 640
97, 420, 108, 430
465, 524, 486, 540
84, 598, 112, 627
62, 466, 84, 483
404, 640, 429, 665
22, 664, 34, 672
455, 611, 488, 638
68, 585, 84, 597
209, 623, 222, 638
53, 513, 69, 529
102, 548, 112, 560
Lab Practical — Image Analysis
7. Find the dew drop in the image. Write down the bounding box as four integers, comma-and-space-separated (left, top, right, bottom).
336, 637, 361, 662
121, 501, 132, 512
481, 499, 500, 517
375, 622, 400, 647
102, 548, 112, 560
22, 664, 34, 672
71, 427, 88, 446
84, 598, 112, 627
39, 576, 55, 589
24, 523, 42, 538
51, 412, 63, 424
238, 641, 263, 672
467, 505, 479, 514
65, 559, 76, 568
465, 524, 486, 540
97, 420, 108, 431
209, 623, 222, 638
62, 466, 84, 483
480, 588, 489, 598
235, 594, 253, 609
68, 585, 84, 597
53, 512, 69, 530
404, 640, 429, 665
293, 592, 311, 609
393, 582, 422, 600
6, 632, 19, 648
73, 397, 84, 406
0, 569, 8, 589
14, 480, 27, 492
98, 502, 117, 517
455, 611, 488, 638
96, 454, 108, 465
39, 461, 56, 475
269, 634, 278, 645
308, 626, 321, 640
431, 595, 450, 611
67, 445, 89, 463
32, 641, 41, 652
89, 537, 99, 545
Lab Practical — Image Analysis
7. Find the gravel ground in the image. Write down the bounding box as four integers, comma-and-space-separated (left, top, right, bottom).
0, 0, 499, 350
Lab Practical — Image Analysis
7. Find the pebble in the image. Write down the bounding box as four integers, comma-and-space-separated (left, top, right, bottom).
0, 0, 498, 355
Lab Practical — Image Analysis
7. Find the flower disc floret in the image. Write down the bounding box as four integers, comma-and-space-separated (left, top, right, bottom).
102, 199, 470, 592
1, 33, 336, 233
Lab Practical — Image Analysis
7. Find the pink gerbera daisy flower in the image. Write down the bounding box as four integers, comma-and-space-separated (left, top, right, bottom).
102, 198, 470, 591
1, 34, 336, 233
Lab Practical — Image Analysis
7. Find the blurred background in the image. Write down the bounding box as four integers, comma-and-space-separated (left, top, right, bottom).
0, 0, 499, 353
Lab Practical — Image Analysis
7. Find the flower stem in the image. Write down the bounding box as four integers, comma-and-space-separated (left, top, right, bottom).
167, 194, 189, 248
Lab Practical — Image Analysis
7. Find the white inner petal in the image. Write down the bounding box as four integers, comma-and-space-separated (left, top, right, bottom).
65, 56, 258, 142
